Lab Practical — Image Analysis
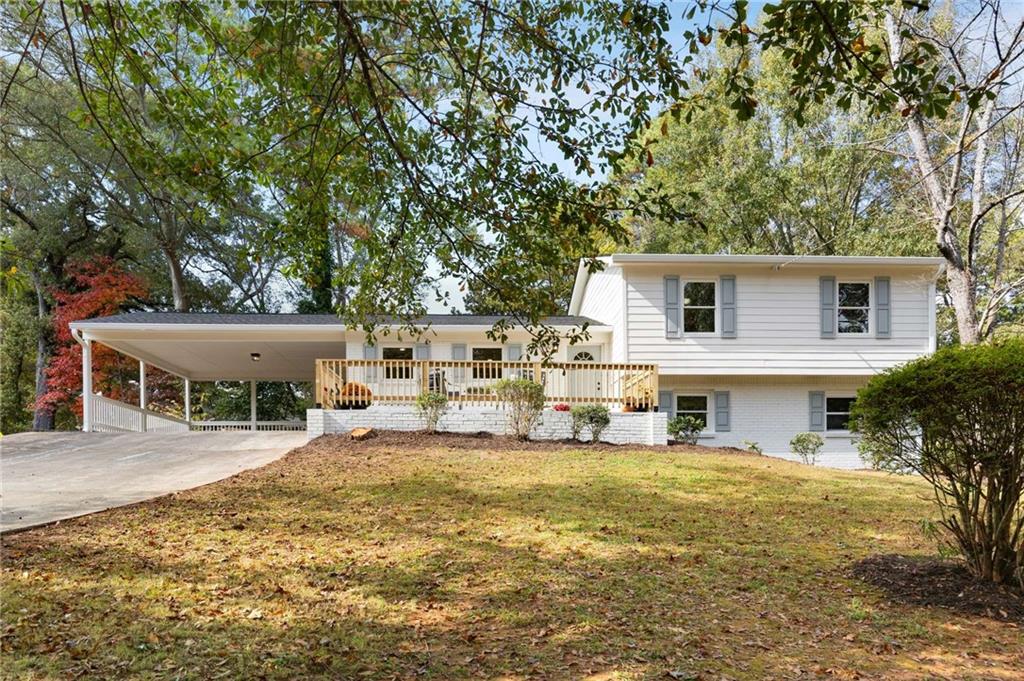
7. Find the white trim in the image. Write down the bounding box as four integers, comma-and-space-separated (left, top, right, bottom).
611, 254, 946, 267
836, 280, 872, 337
824, 393, 856, 433
679, 279, 718, 336
927, 281, 937, 352
673, 390, 715, 434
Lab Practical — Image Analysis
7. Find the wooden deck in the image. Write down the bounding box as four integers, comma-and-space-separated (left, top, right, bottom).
315, 359, 658, 410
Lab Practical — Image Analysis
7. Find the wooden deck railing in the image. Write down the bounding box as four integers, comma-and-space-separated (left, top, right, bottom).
90, 394, 190, 433
315, 359, 658, 410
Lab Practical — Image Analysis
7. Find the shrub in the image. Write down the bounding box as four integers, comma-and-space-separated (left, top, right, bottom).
570, 404, 610, 443
414, 391, 448, 432
493, 378, 545, 440
852, 339, 1024, 586
742, 440, 763, 455
667, 415, 704, 444
790, 432, 824, 465
553, 403, 570, 412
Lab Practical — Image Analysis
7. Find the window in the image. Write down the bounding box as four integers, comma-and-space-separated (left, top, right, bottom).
837, 282, 870, 334
683, 281, 716, 333
675, 395, 709, 429
573, 350, 595, 362
826, 396, 856, 431
382, 346, 413, 379
472, 347, 503, 379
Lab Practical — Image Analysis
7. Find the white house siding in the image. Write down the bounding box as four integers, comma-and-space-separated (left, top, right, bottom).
659, 375, 870, 469
578, 264, 627, 361
624, 264, 935, 374
343, 330, 614, 364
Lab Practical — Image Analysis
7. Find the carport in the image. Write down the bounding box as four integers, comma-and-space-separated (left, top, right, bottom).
69, 313, 347, 433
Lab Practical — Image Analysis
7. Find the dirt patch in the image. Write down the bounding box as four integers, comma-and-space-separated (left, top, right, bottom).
302, 429, 759, 457
852, 554, 1024, 622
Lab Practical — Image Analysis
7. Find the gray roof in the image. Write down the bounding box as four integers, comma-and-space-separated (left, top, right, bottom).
73, 312, 603, 327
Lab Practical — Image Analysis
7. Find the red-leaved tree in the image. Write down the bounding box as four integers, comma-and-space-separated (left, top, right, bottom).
36, 258, 178, 422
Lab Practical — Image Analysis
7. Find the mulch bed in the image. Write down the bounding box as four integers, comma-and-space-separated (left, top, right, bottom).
852, 554, 1024, 622
304, 428, 754, 456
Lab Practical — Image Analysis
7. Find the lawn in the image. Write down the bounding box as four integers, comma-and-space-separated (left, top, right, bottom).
2, 433, 1021, 680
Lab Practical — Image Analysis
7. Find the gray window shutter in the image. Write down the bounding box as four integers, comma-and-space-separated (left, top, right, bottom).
720, 275, 736, 339
415, 343, 431, 360
714, 391, 730, 432
875, 276, 891, 339
809, 391, 825, 431
505, 344, 523, 361
363, 343, 378, 382
820, 276, 836, 339
664, 276, 681, 338
658, 390, 674, 416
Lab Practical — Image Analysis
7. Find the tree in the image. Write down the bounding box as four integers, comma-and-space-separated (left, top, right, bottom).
2, 0, 684, 355
852, 340, 1024, 586
702, 1, 1024, 343
35, 258, 176, 422
620, 40, 929, 259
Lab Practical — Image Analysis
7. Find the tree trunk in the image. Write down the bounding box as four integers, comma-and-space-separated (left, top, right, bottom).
163, 245, 189, 312
31, 277, 55, 431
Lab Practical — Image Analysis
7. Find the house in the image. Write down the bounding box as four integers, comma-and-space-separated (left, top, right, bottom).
69, 253, 944, 467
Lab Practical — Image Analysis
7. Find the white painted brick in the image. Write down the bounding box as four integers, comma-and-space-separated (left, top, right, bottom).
307, 407, 664, 446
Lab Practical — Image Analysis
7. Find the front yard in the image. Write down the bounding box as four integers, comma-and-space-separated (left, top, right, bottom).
2, 433, 1021, 679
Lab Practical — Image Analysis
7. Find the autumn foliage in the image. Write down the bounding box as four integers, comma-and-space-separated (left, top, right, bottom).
36, 258, 176, 420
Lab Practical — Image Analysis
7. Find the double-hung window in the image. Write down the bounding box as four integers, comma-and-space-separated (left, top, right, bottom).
837, 282, 870, 334
683, 282, 716, 333
382, 346, 413, 379
826, 397, 856, 431
675, 395, 709, 429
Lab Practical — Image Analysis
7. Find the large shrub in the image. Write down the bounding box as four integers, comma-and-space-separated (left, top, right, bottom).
494, 378, 545, 440
415, 391, 448, 432
852, 339, 1024, 586
570, 404, 611, 443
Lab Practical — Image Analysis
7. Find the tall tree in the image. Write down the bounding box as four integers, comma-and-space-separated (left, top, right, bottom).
3, 0, 684, 354
703, 0, 1024, 343
620, 43, 928, 259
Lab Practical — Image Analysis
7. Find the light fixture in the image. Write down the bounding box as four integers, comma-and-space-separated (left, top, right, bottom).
250, 352, 261, 362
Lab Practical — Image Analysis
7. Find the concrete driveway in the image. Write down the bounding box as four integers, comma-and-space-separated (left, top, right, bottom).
0, 431, 305, 532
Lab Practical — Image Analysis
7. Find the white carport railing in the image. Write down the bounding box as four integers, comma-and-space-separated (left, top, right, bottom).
90, 394, 190, 433
189, 420, 305, 432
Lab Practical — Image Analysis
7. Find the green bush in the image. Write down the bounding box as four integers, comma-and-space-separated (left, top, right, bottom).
852, 339, 1024, 586
494, 378, 545, 440
789, 432, 824, 465
570, 404, 611, 443
667, 415, 704, 444
414, 391, 448, 432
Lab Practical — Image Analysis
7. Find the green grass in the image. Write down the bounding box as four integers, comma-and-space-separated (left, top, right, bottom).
2, 435, 1021, 679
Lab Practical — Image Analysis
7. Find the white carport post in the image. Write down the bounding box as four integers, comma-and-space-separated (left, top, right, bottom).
80, 334, 93, 432
184, 379, 191, 424
139, 360, 148, 431
250, 380, 257, 432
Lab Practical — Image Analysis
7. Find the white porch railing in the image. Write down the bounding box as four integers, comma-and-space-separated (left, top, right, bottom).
189, 420, 306, 432
90, 394, 190, 433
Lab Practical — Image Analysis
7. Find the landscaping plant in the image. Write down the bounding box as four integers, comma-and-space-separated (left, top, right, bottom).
493, 378, 545, 440
668, 415, 704, 444
852, 339, 1024, 586
790, 432, 824, 466
414, 392, 448, 433
570, 404, 610, 443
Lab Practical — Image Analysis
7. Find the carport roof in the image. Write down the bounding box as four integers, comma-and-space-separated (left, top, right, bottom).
68, 312, 606, 383
75, 312, 602, 327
